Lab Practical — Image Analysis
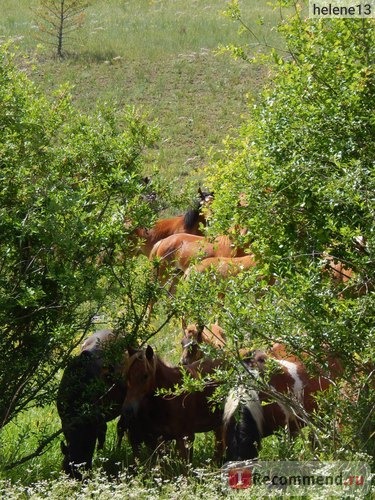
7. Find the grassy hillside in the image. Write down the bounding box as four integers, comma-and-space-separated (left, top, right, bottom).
1, 0, 286, 196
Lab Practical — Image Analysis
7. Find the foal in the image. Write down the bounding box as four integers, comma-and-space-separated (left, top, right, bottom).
122, 345, 224, 462
223, 344, 343, 461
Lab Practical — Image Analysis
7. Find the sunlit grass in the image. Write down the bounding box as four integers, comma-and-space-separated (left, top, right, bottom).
1, 1, 286, 59
1, 0, 287, 194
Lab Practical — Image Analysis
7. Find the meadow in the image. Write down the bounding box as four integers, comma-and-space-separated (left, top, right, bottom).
2, 1, 372, 499
1, 0, 286, 190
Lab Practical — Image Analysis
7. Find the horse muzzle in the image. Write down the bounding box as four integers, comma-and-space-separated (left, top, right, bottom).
122, 400, 139, 423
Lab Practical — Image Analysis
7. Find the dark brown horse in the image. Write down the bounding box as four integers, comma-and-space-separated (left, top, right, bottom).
132, 188, 214, 257
223, 344, 343, 461
57, 330, 127, 479
122, 345, 224, 462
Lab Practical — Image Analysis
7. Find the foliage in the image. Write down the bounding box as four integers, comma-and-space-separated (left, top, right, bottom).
196, 5, 375, 460
33, 0, 90, 58
0, 42, 158, 430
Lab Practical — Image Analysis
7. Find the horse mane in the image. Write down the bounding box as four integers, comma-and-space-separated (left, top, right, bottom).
183, 189, 214, 231
183, 208, 201, 231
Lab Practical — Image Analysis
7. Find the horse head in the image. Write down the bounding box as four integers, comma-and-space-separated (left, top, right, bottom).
180, 324, 205, 365
198, 187, 214, 206
122, 346, 157, 420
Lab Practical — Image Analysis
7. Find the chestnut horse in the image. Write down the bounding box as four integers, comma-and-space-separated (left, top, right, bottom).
150, 233, 248, 291
323, 255, 373, 297
223, 343, 343, 461
180, 323, 226, 365
132, 188, 214, 257
57, 330, 128, 479
122, 345, 224, 462
180, 323, 254, 367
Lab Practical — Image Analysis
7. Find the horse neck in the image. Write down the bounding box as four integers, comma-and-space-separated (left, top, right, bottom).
153, 358, 182, 390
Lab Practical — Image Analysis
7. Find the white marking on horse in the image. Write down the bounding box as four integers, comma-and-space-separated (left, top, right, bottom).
224, 385, 263, 436
271, 359, 305, 425
277, 360, 304, 401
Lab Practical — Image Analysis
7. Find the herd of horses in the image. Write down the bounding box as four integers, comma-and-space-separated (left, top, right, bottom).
57, 189, 360, 479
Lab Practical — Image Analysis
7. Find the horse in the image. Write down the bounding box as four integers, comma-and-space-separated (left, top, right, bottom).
132, 188, 214, 257
122, 345, 224, 462
180, 323, 226, 365
323, 255, 373, 297
57, 330, 128, 479
223, 343, 343, 461
180, 323, 255, 369
149, 233, 248, 293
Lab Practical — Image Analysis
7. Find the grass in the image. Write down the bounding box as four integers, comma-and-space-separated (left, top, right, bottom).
1, 0, 288, 196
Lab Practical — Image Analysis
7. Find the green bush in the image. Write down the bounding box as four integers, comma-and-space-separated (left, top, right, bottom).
0, 42, 157, 430
197, 7, 374, 461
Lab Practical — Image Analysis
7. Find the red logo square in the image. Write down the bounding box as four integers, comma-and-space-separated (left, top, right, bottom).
228, 467, 252, 489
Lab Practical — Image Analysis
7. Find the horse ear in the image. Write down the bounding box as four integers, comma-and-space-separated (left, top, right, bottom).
145, 345, 154, 361
198, 187, 203, 198
61, 441, 68, 455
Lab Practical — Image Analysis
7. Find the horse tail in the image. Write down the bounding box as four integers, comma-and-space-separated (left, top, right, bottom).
223, 386, 263, 461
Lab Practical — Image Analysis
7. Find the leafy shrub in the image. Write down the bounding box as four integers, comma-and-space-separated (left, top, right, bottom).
195, 6, 374, 461
0, 42, 157, 430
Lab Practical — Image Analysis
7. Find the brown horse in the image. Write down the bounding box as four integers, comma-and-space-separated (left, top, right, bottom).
122, 345, 224, 462
324, 255, 354, 284
132, 188, 214, 257
180, 323, 226, 365
323, 255, 374, 297
150, 233, 248, 291
180, 323, 255, 368
223, 343, 343, 461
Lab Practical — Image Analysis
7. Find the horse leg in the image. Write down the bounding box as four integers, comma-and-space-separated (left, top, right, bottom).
213, 427, 225, 464
116, 414, 127, 449
127, 427, 143, 459
144, 260, 174, 322
97, 421, 107, 450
